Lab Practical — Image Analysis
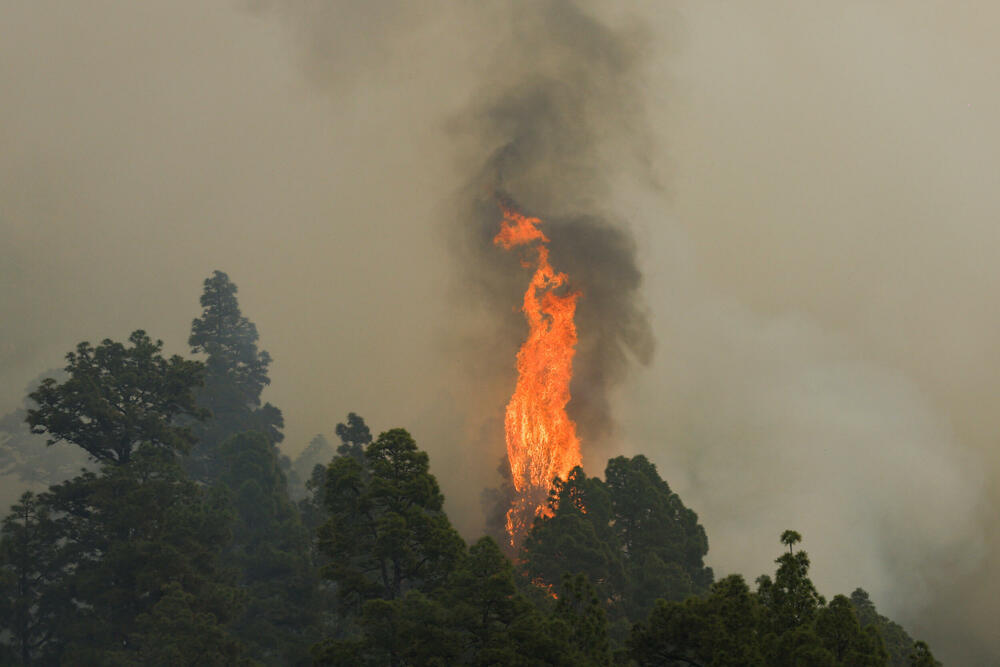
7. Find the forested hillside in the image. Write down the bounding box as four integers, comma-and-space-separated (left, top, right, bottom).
0, 273, 939, 665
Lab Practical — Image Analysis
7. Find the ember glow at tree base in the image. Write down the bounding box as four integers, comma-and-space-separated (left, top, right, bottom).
494, 204, 582, 548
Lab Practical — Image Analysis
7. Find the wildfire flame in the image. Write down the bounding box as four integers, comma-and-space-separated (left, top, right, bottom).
494, 203, 582, 547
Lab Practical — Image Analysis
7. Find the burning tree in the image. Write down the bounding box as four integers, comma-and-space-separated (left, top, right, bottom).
494, 203, 583, 548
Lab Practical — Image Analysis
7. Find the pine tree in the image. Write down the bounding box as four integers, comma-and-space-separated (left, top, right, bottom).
605, 455, 713, 618
186, 270, 283, 482
521, 456, 712, 634
217, 431, 322, 664
521, 467, 623, 609
814, 595, 888, 666
0, 492, 72, 664
850, 589, 937, 667
334, 412, 371, 462
27, 331, 206, 466
313, 428, 466, 663
318, 428, 465, 610
5, 332, 242, 663
628, 574, 766, 666
41, 451, 243, 663
185, 272, 326, 663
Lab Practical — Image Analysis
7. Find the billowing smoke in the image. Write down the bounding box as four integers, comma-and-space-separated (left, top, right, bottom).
1, 0, 996, 662
450, 1, 654, 471
255, 1, 989, 658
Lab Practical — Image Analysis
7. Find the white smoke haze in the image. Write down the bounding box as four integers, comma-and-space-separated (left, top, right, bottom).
620, 234, 987, 647
1, 0, 997, 661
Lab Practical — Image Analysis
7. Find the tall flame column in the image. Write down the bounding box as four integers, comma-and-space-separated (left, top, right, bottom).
494, 205, 582, 547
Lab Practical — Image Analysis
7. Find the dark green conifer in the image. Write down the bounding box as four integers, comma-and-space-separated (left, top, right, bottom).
187, 270, 283, 481
3, 333, 241, 663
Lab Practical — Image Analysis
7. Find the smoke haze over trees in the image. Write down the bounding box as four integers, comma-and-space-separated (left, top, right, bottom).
1, 0, 997, 662
450, 0, 656, 459
0, 307, 938, 662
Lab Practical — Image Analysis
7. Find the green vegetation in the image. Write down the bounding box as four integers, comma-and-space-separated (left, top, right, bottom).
0, 271, 941, 665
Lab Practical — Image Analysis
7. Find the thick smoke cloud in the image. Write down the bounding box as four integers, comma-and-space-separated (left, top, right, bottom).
257, 2, 997, 660
1, 0, 997, 662
451, 0, 654, 468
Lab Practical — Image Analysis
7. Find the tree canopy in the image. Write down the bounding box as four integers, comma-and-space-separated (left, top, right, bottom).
0, 278, 945, 665
27, 331, 205, 466
186, 270, 284, 483
319, 428, 465, 611
522, 455, 713, 639
2, 331, 241, 664
629, 532, 891, 667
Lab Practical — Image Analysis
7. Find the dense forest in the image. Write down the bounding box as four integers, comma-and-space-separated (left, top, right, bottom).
0, 272, 940, 666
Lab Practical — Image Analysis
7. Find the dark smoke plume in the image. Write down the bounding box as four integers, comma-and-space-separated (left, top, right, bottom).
452, 1, 654, 466
2, 1, 994, 661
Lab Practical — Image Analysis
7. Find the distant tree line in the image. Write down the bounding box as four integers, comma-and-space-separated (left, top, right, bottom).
0, 271, 939, 665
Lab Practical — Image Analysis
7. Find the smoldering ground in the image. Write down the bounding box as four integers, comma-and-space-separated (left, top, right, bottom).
1, 0, 998, 661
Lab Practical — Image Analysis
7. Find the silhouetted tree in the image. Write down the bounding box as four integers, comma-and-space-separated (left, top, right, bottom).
0, 492, 72, 664
522, 456, 712, 636
851, 588, 937, 667
3, 332, 242, 663
318, 428, 465, 612
631, 532, 891, 667
40, 445, 242, 663
757, 532, 825, 636
109, 581, 244, 666
217, 431, 321, 664
552, 573, 612, 666
814, 595, 887, 666
335, 412, 372, 462
183, 272, 328, 663
186, 270, 283, 482
605, 455, 713, 619
27, 331, 206, 466
522, 467, 623, 608
629, 574, 765, 666
908, 641, 939, 667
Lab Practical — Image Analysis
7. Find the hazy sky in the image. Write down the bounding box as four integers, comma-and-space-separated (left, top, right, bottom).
2, 1, 997, 661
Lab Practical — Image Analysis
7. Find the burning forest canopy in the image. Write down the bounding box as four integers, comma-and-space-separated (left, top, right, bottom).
1, 0, 998, 664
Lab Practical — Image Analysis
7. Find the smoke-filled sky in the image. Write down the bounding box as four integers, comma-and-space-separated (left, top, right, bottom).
2, 1, 998, 661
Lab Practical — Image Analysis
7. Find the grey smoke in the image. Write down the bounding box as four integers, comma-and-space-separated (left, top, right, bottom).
0, 0, 995, 662
452, 0, 654, 463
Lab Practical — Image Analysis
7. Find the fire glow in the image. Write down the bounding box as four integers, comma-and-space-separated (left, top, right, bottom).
494, 204, 582, 547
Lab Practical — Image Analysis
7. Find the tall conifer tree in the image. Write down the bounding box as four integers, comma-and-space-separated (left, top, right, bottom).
187, 270, 283, 481
2, 332, 242, 663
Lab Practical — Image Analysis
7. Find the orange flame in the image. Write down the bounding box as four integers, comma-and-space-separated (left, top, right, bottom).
494, 204, 582, 548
